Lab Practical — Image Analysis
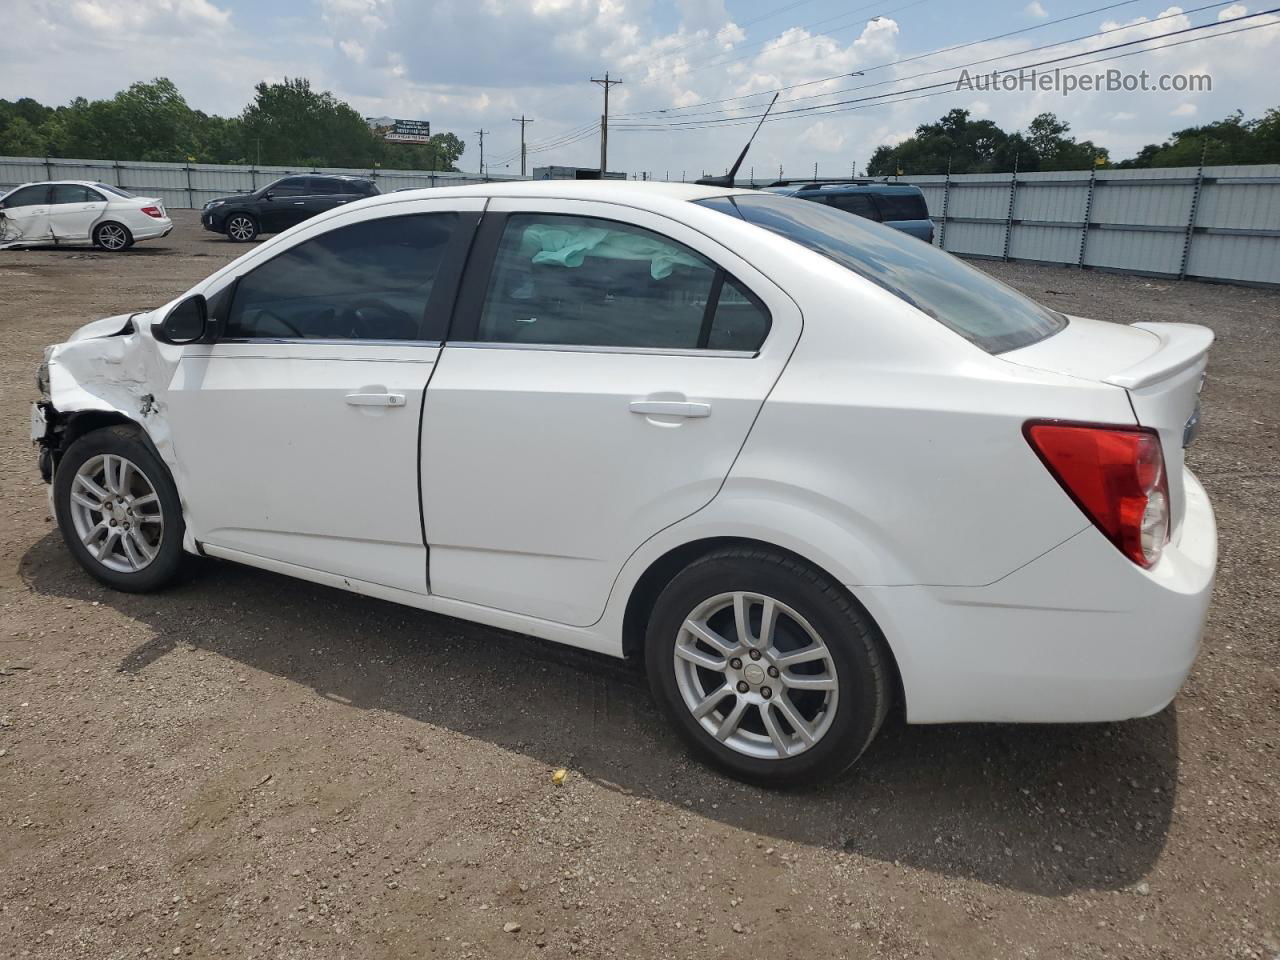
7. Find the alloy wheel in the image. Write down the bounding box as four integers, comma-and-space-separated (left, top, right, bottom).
97, 223, 128, 250
672, 591, 839, 760
67, 453, 164, 574
227, 216, 255, 241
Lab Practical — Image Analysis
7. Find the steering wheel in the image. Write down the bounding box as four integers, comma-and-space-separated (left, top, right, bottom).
338, 298, 417, 340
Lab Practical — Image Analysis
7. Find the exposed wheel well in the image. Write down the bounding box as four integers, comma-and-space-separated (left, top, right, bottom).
52, 410, 144, 469
620, 536, 904, 712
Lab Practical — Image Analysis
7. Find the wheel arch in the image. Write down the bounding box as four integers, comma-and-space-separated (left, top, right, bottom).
619, 535, 905, 713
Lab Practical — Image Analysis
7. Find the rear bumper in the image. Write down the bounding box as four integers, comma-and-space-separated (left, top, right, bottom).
856, 467, 1217, 724
132, 218, 173, 241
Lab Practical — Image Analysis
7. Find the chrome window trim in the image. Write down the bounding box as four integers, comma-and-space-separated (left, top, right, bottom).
213, 338, 443, 347
448, 341, 758, 359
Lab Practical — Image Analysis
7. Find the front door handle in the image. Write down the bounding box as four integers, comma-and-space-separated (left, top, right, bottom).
346, 392, 406, 407
629, 400, 711, 418
293, 201, 306, 206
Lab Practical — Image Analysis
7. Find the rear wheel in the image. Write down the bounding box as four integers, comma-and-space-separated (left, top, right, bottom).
93, 222, 133, 251
225, 213, 259, 242
53, 425, 185, 592
645, 547, 891, 785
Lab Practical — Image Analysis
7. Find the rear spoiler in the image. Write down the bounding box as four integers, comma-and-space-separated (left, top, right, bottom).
1104, 323, 1215, 389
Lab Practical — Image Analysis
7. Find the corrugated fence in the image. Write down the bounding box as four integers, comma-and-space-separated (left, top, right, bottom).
895, 165, 1280, 286
0, 155, 522, 210
3, 156, 1278, 285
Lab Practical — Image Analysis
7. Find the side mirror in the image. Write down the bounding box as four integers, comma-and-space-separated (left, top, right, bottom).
262, 191, 274, 201
151, 294, 209, 345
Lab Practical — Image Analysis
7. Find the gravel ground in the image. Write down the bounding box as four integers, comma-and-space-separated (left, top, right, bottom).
1, 210, 1277, 960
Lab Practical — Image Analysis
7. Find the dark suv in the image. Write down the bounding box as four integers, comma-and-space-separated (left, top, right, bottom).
762, 181, 934, 243
201, 175, 379, 242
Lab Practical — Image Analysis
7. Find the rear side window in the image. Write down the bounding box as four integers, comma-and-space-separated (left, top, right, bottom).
699, 193, 1064, 353
475, 213, 770, 352
51, 184, 105, 204
2, 185, 50, 208
95, 183, 134, 198
225, 213, 460, 341
310, 178, 344, 195
874, 192, 929, 222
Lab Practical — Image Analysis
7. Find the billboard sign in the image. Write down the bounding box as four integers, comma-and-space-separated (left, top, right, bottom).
369, 118, 432, 144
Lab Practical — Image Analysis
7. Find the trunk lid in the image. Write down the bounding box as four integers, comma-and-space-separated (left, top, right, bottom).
1002, 317, 1213, 534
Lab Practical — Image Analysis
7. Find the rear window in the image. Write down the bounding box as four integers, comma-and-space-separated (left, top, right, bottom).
874, 192, 930, 222
699, 193, 1065, 353
95, 183, 135, 198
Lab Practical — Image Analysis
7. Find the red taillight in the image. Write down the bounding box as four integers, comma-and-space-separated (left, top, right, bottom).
141, 205, 164, 219
1024, 421, 1170, 568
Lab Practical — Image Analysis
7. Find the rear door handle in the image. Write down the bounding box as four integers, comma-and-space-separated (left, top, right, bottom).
346, 392, 406, 407
629, 400, 711, 418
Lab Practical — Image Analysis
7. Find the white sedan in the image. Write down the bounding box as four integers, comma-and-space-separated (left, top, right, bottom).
1, 180, 172, 251
31, 181, 1216, 785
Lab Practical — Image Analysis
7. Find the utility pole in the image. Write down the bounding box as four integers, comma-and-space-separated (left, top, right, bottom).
474, 129, 489, 178
511, 116, 533, 177
590, 72, 623, 176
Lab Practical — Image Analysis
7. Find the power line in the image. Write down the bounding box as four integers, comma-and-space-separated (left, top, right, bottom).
615, 8, 1279, 130
617, 0, 1152, 118
474, 128, 489, 175
618, 0, 1238, 126
590, 72, 623, 174
488, 121, 599, 168
612, 15, 1280, 135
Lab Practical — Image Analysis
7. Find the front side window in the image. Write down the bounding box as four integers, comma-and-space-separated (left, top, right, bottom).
51, 184, 104, 204
476, 213, 770, 351
224, 213, 460, 341
698, 193, 1064, 354
265, 177, 309, 197
2, 185, 50, 208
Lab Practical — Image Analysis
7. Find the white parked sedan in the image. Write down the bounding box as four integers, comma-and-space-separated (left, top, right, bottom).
1, 180, 172, 251
31, 181, 1216, 784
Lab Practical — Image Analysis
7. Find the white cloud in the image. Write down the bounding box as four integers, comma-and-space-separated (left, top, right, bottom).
1025, 1, 1048, 18
1219, 4, 1248, 18
71, 0, 230, 32
338, 39, 366, 64
799, 120, 847, 153
1172, 102, 1198, 116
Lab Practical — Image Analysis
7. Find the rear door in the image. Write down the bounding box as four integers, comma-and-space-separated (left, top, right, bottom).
307, 178, 354, 217
421, 199, 802, 626
0, 184, 52, 242
48, 184, 108, 241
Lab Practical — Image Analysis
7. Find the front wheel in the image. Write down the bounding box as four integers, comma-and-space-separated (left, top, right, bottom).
225, 213, 259, 242
53, 425, 186, 592
645, 547, 892, 786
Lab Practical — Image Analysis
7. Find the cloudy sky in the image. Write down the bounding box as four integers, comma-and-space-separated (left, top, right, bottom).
3, 0, 1277, 176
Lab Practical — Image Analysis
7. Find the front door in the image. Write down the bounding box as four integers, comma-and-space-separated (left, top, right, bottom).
421, 199, 801, 626
258, 176, 311, 233
0, 184, 52, 243
48, 184, 109, 242
163, 198, 481, 592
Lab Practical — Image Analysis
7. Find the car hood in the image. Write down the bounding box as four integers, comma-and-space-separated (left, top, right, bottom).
66, 312, 138, 342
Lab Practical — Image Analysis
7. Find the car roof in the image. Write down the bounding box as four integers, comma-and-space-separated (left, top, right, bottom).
768, 182, 924, 196
375, 180, 740, 204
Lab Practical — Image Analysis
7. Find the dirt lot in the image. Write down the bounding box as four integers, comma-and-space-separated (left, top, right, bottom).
1, 210, 1277, 960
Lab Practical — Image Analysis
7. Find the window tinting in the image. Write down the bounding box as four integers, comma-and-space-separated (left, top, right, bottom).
698, 193, 1064, 354
824, 193, 878, 220
51, 184, 104, 204
476, 214, 770, 351
2, 185, 50, 208
311, 178, 346, 195
266, 177, 309, 196
225, 213, 460, 341
874, 193, 930, 222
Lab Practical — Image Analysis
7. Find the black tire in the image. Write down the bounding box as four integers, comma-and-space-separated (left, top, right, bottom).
92, 221, 133, 251
224, 213, 259, 242
53, 425, 186, 593
645, 547, 891, 786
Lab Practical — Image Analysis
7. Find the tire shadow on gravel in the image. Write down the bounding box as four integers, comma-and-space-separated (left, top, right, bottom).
20, 532, 1178, 897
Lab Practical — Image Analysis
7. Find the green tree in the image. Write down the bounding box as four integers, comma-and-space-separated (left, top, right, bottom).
241, 78, 377, 167
1116, 109, 1280, 167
